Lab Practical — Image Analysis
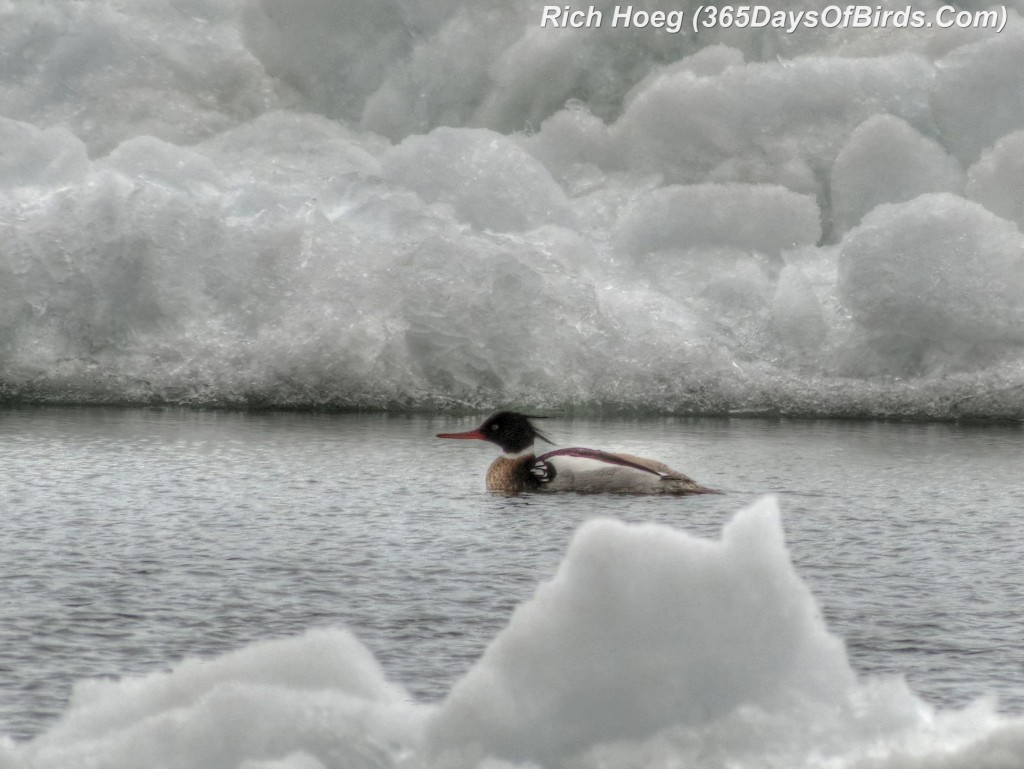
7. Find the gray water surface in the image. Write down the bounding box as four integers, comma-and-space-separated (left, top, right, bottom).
1, 408, 1021, 739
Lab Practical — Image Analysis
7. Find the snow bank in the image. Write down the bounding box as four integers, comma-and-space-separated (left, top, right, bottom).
3, 1, 1024, 416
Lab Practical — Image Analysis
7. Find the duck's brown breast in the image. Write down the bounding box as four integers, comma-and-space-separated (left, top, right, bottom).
485, 455, 537, 494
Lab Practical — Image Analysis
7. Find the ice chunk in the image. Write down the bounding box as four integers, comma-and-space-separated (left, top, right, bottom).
242, 0, 423, 130
238, 754, 328, 769
0, 118, 89, 189
427, 497, 854, 766
932, 31, 1024, 163
838, 193, 1024, 373
102, 136, 225, 198
613, 54, 934, 194
0, 167, 229, 385
615, 183, 820, 258
517, 103, 615, 188
966, 130, 1024, 230
771, 263, 828, 353
830, 114, 963, 235
359, 7, 527, 140
472, 25, 605, 136
9, 628, 422, 769
359, 4, 697, 141
661, 43, 745, 79
193, 111, 384, 185
381, 127, 573, 232
619, 45, 746, 128
0, 1, 275, 155
396, 228, 604, 396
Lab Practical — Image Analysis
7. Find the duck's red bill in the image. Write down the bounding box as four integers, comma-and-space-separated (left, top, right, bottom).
436, 429, 486, 440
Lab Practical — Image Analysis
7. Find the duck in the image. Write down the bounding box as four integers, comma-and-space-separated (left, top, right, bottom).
436, 411, 717, 495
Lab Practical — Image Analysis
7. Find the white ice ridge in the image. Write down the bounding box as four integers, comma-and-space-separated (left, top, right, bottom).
3, 3, 1024, 415
4, 497, 1023, 769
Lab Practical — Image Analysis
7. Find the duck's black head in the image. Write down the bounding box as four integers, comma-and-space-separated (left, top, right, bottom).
437, 411, 552, 454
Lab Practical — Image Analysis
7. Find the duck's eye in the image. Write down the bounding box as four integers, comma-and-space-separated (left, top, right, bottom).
490, 423, 500, 431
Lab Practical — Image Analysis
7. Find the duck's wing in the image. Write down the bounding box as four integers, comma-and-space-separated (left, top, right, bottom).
531, 447, 694, 485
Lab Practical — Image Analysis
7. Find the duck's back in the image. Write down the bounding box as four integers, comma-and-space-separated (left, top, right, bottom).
534, 448, 716, 495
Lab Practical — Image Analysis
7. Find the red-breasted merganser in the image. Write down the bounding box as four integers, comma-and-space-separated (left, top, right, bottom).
437, 411, 717, 495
